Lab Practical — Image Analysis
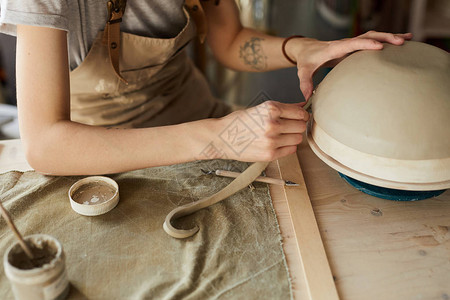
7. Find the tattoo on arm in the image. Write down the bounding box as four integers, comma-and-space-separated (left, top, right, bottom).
239, 37, 267, 71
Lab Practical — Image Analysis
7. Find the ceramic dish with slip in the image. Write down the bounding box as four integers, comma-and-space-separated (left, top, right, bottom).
68, 176, 119, 216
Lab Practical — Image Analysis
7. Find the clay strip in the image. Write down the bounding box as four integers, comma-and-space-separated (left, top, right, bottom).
163, 161, 269, 238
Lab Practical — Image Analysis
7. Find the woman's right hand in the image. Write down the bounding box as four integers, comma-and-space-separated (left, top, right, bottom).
210, 101, 309, 162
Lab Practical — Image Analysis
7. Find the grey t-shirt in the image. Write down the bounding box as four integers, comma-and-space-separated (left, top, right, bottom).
0, 0, 186, 70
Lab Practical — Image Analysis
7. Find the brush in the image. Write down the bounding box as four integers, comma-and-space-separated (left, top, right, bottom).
0, 201, 34, 260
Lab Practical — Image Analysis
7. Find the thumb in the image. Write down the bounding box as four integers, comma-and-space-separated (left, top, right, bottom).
298, 67, 314, 100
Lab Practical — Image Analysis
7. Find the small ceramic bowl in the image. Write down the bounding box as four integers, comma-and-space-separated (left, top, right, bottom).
68, 176, 119, 216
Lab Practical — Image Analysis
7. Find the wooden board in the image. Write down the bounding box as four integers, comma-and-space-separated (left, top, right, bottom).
266, 161, 308, 300
268, 154, 339, 300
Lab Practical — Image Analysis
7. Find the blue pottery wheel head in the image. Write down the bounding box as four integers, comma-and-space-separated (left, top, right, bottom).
338, 173, 446, 201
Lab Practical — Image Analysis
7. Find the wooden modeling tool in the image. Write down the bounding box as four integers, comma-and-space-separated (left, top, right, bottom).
0, 201, 34, 260
201, 169, 299, 186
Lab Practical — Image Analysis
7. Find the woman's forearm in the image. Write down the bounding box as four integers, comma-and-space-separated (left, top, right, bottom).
24, 118, 220, 175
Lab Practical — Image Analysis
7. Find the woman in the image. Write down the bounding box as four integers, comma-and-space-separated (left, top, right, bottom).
0, 0, 411, 175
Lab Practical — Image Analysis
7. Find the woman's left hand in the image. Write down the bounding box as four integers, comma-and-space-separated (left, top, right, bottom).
285, 31, 413, 100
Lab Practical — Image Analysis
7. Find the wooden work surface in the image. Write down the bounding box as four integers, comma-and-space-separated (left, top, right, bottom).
291, 142, 449, 300
0, 139, 449, 300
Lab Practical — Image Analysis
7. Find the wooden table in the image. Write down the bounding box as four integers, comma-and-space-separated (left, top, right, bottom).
286, 143, 449, 300
1, 139, 449, 300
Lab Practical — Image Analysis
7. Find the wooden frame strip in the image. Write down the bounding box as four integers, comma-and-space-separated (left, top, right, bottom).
277, 153, 339, 300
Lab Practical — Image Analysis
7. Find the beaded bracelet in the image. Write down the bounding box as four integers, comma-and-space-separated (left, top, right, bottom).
281, 35, 304, 65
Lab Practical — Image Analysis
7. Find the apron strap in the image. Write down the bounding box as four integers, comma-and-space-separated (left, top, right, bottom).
185, 0, 221, 43
185, 0, 209, 43
103, 0, 128, 84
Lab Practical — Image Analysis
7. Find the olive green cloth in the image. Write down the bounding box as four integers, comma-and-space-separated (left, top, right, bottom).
0, 160, 292, 299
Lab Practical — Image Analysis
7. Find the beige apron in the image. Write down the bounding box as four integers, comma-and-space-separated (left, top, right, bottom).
70, 7, 231, 128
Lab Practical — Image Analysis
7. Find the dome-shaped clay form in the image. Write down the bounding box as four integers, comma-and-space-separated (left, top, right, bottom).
307, 41, 450, 190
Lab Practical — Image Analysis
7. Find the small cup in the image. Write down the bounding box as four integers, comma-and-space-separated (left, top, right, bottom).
68, 176, 119, 216
3, 234, 69, 300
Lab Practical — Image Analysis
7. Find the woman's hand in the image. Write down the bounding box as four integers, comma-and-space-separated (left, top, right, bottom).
210, 101, 309, 162
285, 31, 413, 100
